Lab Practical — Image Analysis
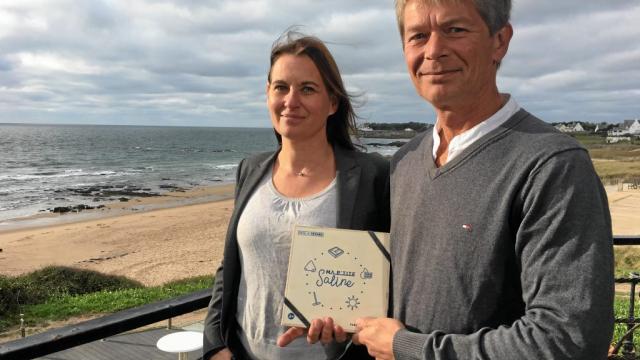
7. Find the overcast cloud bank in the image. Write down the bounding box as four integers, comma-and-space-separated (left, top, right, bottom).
0, 0, 638, 127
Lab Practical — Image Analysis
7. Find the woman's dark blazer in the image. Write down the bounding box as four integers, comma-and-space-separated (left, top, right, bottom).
203, 145, 390, 360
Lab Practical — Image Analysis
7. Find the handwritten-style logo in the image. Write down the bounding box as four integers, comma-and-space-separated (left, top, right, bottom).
345, 295, 360, 310
304, 260, 317, 272
311, 291, 321, 306
316, 269, 355, 288
360, 268, 373, 279
328, 246, 344, 258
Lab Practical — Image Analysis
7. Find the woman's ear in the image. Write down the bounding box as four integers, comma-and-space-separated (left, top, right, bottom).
329, 95, 338, 116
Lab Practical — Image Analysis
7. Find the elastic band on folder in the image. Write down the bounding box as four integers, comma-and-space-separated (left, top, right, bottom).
368, 231, 390, 262
284, 297, 310, 327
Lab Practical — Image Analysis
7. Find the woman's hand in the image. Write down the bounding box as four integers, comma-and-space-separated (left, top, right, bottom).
209, 347, 233, 360
277, 317, 348, 346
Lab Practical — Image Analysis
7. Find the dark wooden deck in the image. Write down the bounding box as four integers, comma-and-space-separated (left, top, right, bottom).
35, 328, 202, 360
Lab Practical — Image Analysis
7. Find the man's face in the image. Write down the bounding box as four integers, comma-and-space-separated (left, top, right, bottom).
402, 0, 511, 110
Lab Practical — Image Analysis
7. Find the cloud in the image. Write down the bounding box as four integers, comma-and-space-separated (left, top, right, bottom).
0, 0, 638, 126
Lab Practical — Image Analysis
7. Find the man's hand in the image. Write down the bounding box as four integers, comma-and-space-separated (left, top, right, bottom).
208, 347, 232, 360
277, 317, 348, 347
352, 317, 404, 360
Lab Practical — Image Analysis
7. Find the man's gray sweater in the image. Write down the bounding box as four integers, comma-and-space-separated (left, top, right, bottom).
390, 109, 614, 359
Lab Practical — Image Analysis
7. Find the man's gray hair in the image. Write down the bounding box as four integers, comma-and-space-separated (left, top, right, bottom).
394, 0, 511, 37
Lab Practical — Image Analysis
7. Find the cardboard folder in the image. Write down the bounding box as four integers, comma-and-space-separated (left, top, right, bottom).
282, 225, 390, 332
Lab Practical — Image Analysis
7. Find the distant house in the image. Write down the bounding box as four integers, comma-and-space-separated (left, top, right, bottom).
609, 127, 628, 136
628, 119, 640, 135
607, 136, 631, 144
606, 118, 640, 142
556, 122, 585, 133
608, 119, 640, 136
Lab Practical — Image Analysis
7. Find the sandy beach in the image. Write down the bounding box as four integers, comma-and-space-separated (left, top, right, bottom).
0, 184, 235, 286
1, 184, 639, 287
607, 185, 640, 236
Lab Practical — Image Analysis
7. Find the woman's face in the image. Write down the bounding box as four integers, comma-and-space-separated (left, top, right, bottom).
267, 54, 337, 143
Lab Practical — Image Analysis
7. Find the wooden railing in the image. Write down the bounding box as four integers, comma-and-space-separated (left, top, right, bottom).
612, 236, 640, 358
1, 236, 639, 360
0, 288, 212, 360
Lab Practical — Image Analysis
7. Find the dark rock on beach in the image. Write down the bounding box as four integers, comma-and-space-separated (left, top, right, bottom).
101, 189, 159, 197
75, 204, 95, 210
357, 129, 419, 139
159, 184, 179, 189
65, 185, 160, 199
367, 141, 407, 148
51, 204, 95, 214
52, 206, 71, 214
42, 183, 179, 215
159, 184, 186, 192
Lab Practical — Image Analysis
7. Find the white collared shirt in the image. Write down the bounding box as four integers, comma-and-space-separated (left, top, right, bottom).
432, 95, 520, 165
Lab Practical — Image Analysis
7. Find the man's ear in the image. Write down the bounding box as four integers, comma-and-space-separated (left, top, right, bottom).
493, 22, 513, 64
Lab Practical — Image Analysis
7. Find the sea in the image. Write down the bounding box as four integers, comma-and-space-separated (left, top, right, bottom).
0, 123, 399, 226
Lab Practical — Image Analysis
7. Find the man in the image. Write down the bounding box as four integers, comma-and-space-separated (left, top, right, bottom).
350, 0, 614, 359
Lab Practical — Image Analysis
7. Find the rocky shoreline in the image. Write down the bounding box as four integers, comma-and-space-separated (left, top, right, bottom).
357, 129, 419, 139
366, 141, 408, 148
42, 183, 189, 215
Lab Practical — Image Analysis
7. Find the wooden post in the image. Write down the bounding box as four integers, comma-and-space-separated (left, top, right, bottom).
20, 314, 25, 338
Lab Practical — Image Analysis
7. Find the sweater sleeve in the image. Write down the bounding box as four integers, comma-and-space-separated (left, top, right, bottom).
392, 149, 614, 360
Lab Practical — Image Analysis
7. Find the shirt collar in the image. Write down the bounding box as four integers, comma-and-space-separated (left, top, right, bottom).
432, 95, 520, 164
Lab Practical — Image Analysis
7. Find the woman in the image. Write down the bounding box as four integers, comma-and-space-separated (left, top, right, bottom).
203, 32, 389, 360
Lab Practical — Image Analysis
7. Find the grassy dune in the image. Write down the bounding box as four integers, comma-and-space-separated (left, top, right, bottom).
573, 134, 640, 183
593, 160, 640, 184
615, 247, 640, 278
0, 266, 212, 334
588, 143, 640, 183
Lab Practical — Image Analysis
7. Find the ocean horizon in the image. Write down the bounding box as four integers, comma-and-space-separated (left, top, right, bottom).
0, 123, 399, 225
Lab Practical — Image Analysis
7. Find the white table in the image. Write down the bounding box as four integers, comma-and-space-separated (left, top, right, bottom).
156, 331, 203, 360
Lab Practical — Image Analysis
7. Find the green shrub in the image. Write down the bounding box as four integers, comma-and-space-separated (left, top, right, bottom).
0, 266, 142, 319
20, 266, 141, 297
0, 275, 24, 316
0, 273, 213, 332
163, 275, 213, 288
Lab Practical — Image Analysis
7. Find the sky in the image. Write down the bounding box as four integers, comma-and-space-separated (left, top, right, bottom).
0, 0, 638, 128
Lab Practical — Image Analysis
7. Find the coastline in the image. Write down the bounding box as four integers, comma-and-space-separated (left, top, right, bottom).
0, 183, 235, 286
0, 182, 235, 233
1, 184, 639, 288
